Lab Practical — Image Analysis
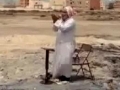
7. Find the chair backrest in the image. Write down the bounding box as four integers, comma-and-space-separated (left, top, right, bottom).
73, 44, 93, 64
80, 44, 92, 52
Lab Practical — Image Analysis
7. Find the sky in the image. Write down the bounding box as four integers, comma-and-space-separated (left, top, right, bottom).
0, 0, 116, 5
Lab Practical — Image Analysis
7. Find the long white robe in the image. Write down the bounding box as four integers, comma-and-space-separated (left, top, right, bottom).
52, 18, 76, 78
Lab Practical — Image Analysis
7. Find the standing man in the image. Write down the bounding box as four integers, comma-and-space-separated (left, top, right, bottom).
52, 6, 76, 82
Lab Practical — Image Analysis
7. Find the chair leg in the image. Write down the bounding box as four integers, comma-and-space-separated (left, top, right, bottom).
87, 59, 93, 79
76, 65, 85, 76
81, 65, 85, 76
76, 65, 81, 76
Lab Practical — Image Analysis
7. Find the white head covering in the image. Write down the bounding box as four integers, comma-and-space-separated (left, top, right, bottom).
64, 6, 76, 17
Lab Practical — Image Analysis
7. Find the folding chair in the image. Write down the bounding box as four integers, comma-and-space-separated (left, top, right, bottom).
73, 44, 94, 79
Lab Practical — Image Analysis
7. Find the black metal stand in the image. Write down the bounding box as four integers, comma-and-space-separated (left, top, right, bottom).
45, 50, 49, 84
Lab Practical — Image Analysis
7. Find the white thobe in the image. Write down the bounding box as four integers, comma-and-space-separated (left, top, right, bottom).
52, 18, 76, 78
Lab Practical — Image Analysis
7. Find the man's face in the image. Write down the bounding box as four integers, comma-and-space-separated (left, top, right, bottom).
61, 10, 69, 21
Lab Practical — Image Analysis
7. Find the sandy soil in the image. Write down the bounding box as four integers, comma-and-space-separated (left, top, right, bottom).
0, 16, 120, 38
0, 16, 119, 89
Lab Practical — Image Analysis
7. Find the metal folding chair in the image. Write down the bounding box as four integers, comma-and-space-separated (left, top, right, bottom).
73, 44, 94, 79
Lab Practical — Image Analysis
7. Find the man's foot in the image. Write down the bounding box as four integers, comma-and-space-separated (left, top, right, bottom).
58, 76, 70, 82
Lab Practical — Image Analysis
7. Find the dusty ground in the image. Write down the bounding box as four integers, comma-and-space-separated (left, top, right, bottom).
0, 16, 119, 89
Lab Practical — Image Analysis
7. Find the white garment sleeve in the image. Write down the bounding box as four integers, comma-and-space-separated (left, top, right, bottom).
59, 19, 75, 32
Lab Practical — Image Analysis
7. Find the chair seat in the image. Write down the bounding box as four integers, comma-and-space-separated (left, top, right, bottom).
72, 63, 89, 65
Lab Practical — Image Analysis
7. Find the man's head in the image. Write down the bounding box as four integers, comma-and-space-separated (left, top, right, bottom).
61, 6, 75, 21
61, 10, 69, 22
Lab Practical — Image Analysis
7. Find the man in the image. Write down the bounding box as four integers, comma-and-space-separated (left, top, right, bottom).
51, 6, 76, 82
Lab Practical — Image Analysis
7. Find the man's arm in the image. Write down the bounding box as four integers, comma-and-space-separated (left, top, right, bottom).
53, 19, 61, 32
59, 19, 75, 32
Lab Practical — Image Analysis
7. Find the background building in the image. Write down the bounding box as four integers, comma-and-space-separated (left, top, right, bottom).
20, 0, 29, 7
90, 0, 100, 10
66, 0, 90, 10
2, 0, 17, 8
0, 1, 4, 8
66, 0, 101, 10
100, 0, 107, 10
50, 0, 66, 10
113, 0, 120, 9
18, 0, 106, 10
27, 0, 50, 9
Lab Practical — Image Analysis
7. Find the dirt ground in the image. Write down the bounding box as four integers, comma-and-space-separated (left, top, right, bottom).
0, 16, 120, 90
